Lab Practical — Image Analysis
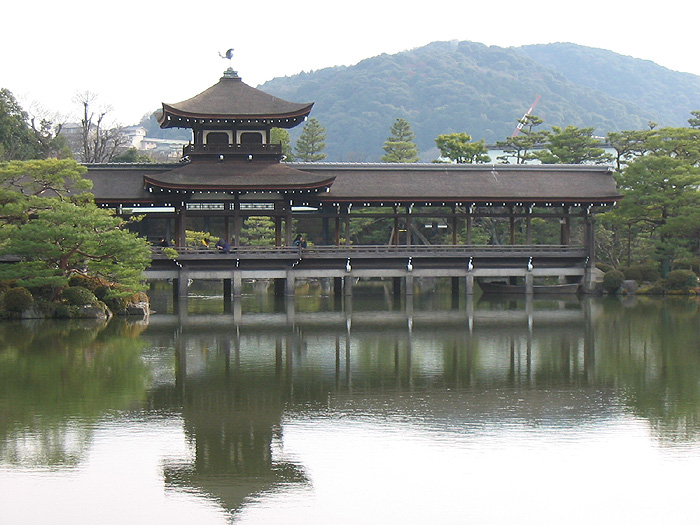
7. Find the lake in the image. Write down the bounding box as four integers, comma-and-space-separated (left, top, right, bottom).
1, 285, 700, 524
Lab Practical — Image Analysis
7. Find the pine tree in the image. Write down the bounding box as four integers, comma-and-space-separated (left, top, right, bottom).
294, 118, 327, 162
381, 118, 419, 162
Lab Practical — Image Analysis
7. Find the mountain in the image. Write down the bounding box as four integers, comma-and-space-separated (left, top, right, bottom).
258, 41, 700, 162
515, 43, 700, 129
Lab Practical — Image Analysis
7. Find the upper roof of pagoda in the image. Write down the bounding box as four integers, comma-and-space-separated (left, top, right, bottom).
157, 69, 314, 129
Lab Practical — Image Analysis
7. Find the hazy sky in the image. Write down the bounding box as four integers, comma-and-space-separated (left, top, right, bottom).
4, 0, 699, 125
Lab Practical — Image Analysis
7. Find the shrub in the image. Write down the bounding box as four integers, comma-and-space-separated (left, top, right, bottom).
596, 262, 613, 273
68, 274, 103, 292
60, 286, 98, 306
3, 287, 34, 312
665, 269, 698, 291
624, 264, 660, 283
603, 270, 625, 294
53, 303, 73, 318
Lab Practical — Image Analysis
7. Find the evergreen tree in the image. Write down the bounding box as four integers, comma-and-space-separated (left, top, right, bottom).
381, 118, 419, 162
495, 115, 547, 164
0, 88, 39, 160
435, 132, 490, 164
271, 127, 294, 161
535, 125, 612, 164
294, 118, 327, 162
0, 159, 150, 294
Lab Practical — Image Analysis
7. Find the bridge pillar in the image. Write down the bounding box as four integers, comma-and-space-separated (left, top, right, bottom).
405, 275, 414, 295
233, 272, 242, 298
177, 270, 189, 300
525, 272, 534, 295
465, 274, 475, 296
344, 276, 353, 296
285, 273, 296, 296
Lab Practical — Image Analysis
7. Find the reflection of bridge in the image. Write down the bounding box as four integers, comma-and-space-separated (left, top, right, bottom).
147, 244, 589, 301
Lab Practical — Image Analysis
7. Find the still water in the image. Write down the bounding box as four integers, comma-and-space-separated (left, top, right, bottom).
1, 284, 700, 524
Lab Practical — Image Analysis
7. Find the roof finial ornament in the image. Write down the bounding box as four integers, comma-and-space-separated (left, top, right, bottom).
219, 48, 239, 78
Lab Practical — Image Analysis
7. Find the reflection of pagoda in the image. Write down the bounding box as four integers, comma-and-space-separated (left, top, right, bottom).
149, 334, 309, 515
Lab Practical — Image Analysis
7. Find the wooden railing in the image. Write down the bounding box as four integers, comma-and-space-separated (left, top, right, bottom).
152, 244, 586, 260
183, 143, 283, 155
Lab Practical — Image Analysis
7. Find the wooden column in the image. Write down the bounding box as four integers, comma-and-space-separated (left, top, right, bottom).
174, 205, 186, 247
233, 198, 241, 247
275, 216, 282, 247
466, 213, 472, 245
285, 208, 293, 246
561, 208, 571, 245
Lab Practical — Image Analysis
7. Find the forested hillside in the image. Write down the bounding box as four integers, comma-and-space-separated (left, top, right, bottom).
515, 43, 700, 128
259, 40, 700, 161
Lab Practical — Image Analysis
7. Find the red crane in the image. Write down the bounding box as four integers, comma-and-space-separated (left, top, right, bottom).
511, 95, 541, 137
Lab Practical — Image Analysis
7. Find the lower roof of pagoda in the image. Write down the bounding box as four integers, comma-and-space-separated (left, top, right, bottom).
143, 160, 335, 192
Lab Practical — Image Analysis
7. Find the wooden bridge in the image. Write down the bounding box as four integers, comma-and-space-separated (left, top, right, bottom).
146, 244, 591, 299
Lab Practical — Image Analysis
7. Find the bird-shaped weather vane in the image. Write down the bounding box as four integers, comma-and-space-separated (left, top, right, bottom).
219, 48, 238, 77
219, 48, 234, 66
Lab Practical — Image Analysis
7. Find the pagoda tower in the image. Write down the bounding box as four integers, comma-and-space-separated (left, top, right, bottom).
143, 68, 334, 247
156, 67, 313, 162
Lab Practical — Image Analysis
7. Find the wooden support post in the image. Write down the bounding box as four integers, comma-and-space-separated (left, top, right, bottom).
466, 213, 472, 245
233, 213, 241, 247
174, 207, 186, 247
526, 214, 532, 244
285, 211, 293, 246
223, 279, 232, 311
334, 277, 343, 296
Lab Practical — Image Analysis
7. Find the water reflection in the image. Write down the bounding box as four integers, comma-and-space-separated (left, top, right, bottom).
2, 293, 700, 523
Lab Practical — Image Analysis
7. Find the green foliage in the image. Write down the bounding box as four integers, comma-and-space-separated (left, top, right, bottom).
294, 118, 327, 162
435, 132, 490, 163
3, 287, 34, 312
241, 216, 276, 246
0, 159, 150, 296
0, 88, 39, 160
603, 270, 625, 293
162, 247, 178, 259
495, 115, 547, 164
535, 126, 612, 164
60, 286, 98, 306
381, 118, 419, 162
111, 148, 155, 163
623, 264, 660, 283
271, 128, 293, 160
665, 269, 698, 291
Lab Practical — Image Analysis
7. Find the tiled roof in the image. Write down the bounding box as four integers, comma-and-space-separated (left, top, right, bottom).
158, 74, 313, 126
